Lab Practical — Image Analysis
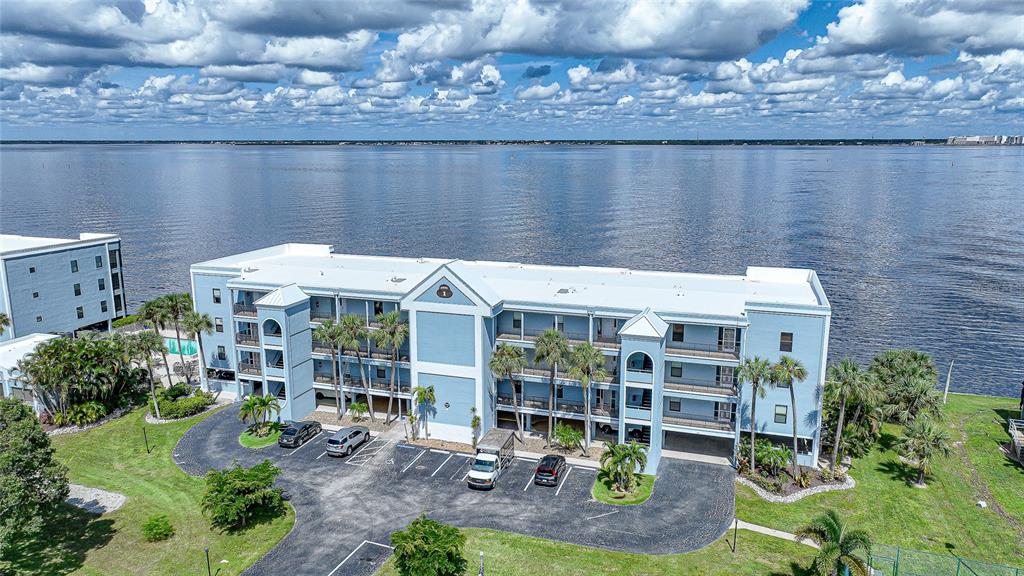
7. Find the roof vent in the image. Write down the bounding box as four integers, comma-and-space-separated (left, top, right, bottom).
556, 287, 576, 294
243, 266, 258, 273
390, 276, 406, 283
416, 258, 426, 263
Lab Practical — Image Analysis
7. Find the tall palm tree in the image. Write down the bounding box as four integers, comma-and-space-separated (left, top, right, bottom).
182, 310, 213, 386
773, 354, 808, 477
533, 329, 569, 448
340, 314, 374, 422
138, 299, 174, 385
826, 359, 875, 473
489, 344, 527, 442
797, 509, 872, 576
135, 330, 167, 418
566, 342, 607, 456
737, 356, 773, 474
163, 293, 193, 370
599, 440, 648, 493
0, 311, 10, 336
239, 395, 260, 428
373, 311, 408, 424
412, 385, 436, 438
252, 394, 282, 432
312, 319, 345, 419
898, 416, 951, 486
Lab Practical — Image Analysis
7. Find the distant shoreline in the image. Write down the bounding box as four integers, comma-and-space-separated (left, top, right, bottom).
0, 139, 954, 146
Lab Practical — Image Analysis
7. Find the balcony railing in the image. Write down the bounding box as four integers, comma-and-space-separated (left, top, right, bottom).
310, 309, 334, 322
513, 366, 619, 383
664, 377, 737, 396
233, 303, 257, 317
665, 341, 740, 361
312, 340, 333, 355
341, 347, 410, 362
265, 358, 284, 369
235, 333, 259, 347
497, 328, 622, 350
496, 394, 617, 417
342, 375, 412, 394
663, 412, 735, 432
314, 373, 338, 384
238, 362, 262, 376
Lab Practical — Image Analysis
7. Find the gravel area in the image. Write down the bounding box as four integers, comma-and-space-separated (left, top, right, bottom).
515, 432, 607, 463
737, 474, 856, 503
67, 484, 126, 514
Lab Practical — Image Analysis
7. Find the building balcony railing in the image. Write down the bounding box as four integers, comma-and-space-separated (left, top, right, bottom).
514, 366, 619, 384
341, 375, 412, 394
238, 362, 262, 376
235, 333, 260, 347
497, 328, 622, 350
233, 303, 257, 317
310, 310, 335, 322
313, 373, 337, 385
341, 347, 410, 363
663, 412, 735, 432
664, 377, 737, 396
496, 393, 617, 417
665, 341, 740, 361
312, 340, 333, 355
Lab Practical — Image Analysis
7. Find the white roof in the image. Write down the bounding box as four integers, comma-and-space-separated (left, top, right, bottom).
0, 333, 60, 370
0, 233, 119, 257
620, 308, 670, 338
255, 283, 308, 307
193, 244, 828, 319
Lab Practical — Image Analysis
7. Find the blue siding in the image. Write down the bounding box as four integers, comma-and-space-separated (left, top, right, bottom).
192, 273, 235, 370
418, 373, 476, 426
416, 311, 475, 366
681, 324, 718, 346
416, 277, 475, 306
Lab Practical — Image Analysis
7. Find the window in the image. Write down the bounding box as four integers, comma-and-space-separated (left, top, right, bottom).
718, 366, 735, 385
774, 404, 788, 424
512, 312, 522, 330
668, 400, 681, 412
76, 306, 84, 319
111, 274, 120, 290
98, 278, 105, 291
554, 315, 564, 332
73, 283, 81, 296
32, 291, 39, 299
376, 367, 386, 379
217, 346, 226, 361
70, 260, 78, 273
373, 301, 384, 316
28, 266, 36, 273
672, 324, 684, 342
100, 300, 108, 313
669, 362, 683, 378
36, 315, 42, 322
780, 332, 793, 352
555, 386, 564, 399
212, 288, 221, 304
95, 255, 102, 268
215, 317, 223, 333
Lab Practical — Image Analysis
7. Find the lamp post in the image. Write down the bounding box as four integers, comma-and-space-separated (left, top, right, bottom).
204, 547, 212, 576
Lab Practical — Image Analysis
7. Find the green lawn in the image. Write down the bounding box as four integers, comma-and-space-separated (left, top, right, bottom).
737, 393, 1024, 566
592, 472, 655, 505
376, 527, 817, 576
1, 407, 294, 576
239, 429, 282, 449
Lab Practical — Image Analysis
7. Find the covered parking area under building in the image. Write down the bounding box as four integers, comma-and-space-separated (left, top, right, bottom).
662, 430, 734, 466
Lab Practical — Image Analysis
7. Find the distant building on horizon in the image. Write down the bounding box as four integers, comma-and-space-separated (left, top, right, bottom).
946, 135, 1023, 145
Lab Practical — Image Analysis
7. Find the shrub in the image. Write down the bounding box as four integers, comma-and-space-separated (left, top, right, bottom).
349, 402, 368, 422
153, 392, 214, 419
752, 439, 792, 478
160, 383, 192, 401
553, 422, 583, 453
820, 468, 847, 483
391, 515, 466, 576
142, 514, 175, 542
62, 401, 108, 427
794, 470, 813, 489
749, 473, 784, 494
112, 314, 139, 329
201, 460, 284, 531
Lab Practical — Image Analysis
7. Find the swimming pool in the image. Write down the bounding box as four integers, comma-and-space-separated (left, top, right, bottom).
165, 337, 198, 356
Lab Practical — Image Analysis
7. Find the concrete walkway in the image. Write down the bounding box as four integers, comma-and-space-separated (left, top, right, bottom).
736, 519, 819, 549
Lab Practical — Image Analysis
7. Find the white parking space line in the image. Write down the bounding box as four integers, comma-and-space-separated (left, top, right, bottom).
555, 466, 573, 496
429, 448, 449, 454
326, 540, 395, 576
517, 456, 539, 462
316, 451, 327, 460
586, 510, 619, 521
430, 453, 454, 477
448, 455, 471, 481
523, 474, 534, 492
401, 449, 426, 474
286, 431, 323, 457
346, 439, 393, 467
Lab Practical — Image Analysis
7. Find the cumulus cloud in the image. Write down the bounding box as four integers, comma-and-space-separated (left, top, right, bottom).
515, 81, 560, 100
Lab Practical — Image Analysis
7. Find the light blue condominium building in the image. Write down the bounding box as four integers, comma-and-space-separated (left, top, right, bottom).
191, 244, 830, 473
0, 233, 127, 342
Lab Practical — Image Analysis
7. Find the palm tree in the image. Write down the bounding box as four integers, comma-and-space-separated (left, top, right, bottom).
826, 359, 876, 473
898, 416, 951, 486
136, 331, 167, 418
533, 329, 569, 448
182, 310, 213, 386
138, 299, 174, 385
488, 344, 527, 442
373, 311, 408, 424
599, 441, 648, 493
773, 354, 808, 477
566, 342, 607, 456
340, 314, 374, 422
412, 385, 436, 438
250, 394, 282, 434
163, 293, 193, 371
0, 311, 10, 336
737, 356, 774, 475
797, 509, 872, 576
313, 319, 345, 420
239, 395, 260, 428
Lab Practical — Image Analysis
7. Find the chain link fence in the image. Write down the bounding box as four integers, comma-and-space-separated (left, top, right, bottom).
868, 544, 1022, 576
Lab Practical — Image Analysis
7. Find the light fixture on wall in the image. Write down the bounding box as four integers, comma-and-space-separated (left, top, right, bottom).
444, 401, 450, 409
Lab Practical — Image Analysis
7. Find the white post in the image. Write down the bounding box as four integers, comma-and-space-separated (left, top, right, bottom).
943, 360, 954, 404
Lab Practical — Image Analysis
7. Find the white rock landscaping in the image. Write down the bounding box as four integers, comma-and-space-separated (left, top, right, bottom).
67, 484, 126, 514
737, 473, 856, 503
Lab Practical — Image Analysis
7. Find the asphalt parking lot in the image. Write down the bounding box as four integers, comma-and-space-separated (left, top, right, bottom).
175, 404, 735, 576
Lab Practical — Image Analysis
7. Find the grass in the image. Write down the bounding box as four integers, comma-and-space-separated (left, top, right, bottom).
376, 527, 816, 575
239, 428, 282, 449
1, 406, 294, 576
592, 472, 655, 505
736, 393, 1024, 566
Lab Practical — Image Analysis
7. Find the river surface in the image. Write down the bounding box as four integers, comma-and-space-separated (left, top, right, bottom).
1, 144, 1021, 397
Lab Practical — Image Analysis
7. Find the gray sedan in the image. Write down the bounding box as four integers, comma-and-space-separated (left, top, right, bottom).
325, 426, 370, 457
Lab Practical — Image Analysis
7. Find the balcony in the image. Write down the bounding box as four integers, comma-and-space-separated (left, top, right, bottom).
514, 366, 619, 384
625, 406, 652, 420
497, 327, 622, 351
592, 334, 621, 350
236, 333, 260, 347
238, 362, 262, 376
496, 394, 617, 417
342, 374, 411, 394
233, 303, 257, 317
662, 412, 735, 433
664, 376, 737, 396
266, 358, 285, 370
665, 341, 740, 361
341, 346, 410, 363
314, 372, 338, 384
310, 309, 334, 323
312, 339, 333, 355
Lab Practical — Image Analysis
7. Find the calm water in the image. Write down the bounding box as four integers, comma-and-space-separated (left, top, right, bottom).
1, 144, 1021, 397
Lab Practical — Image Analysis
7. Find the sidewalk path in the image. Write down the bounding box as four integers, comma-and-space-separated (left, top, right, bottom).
736, 520, 819, 549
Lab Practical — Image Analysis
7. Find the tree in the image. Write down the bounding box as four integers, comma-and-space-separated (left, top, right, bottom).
138, 299, 174, 385
136, 331, 168, 418
898, 416, 951, 486
773, 355, 808, 477
182, 310, 214, 386
533, 329, 569, 448
869, 349, 941, 424
469, 406, 481, 449
239, 395, 260, 428
599, 441, 648, 494
162, 293, 193, 372
796, 509, 872, 576
312, 319, 345, 420
0, 312, 9, 336
825, 359, 876, 473
340, 314, 374, 422
736, 356, 773, 475
566, 342, 607, 456
488, 344, 527, 442
553, 422, 583, 454
201, 459, 284, 530
390, 515, 466, 576
0, 398, 70, 555
412, 385, 436, 438
373, 310, 408, 424
239, 395, 281, 436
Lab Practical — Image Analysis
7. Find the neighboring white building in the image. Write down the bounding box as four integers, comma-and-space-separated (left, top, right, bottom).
0, 333, 59, 412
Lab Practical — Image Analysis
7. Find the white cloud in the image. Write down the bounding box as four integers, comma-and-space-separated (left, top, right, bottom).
294, 69, 337, 86
515, 81, 560, 100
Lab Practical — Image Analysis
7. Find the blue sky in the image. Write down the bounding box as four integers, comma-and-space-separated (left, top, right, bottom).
1, 0, 1021, 140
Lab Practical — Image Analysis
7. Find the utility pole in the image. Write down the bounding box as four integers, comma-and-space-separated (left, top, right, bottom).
943, 360, 954, 404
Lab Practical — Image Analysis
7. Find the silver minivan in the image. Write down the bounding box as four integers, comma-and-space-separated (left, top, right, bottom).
325, 426, 370, 457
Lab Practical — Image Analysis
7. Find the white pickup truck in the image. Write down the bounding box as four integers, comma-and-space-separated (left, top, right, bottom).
467, 428, 515, 490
